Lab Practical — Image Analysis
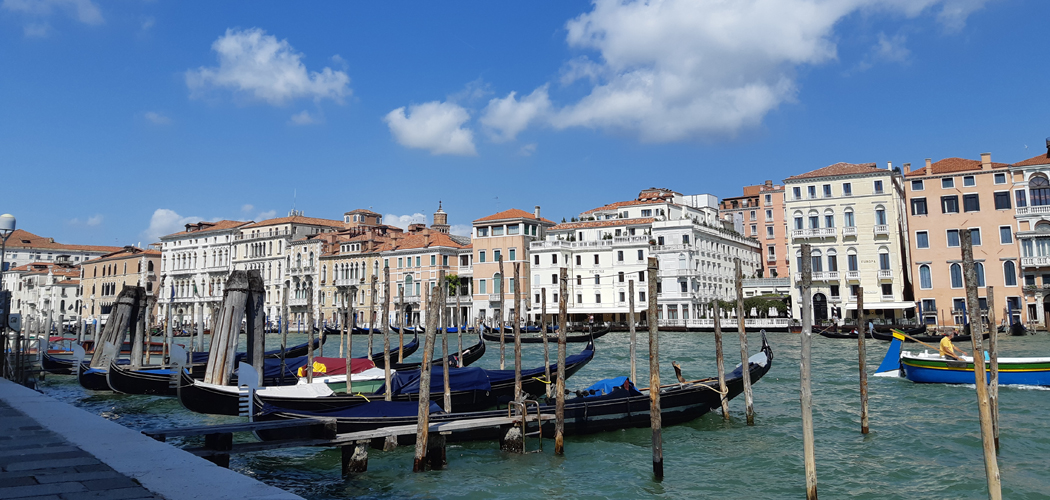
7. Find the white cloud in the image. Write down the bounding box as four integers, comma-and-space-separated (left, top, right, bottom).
383, 213, 427, 229
240, 204, 254, 213
480, 86, 552, 142
23, 22, 48, 37
142, 209, 201, 242
449, 224, 472, 237
144, 111, 170, 125
2, 0, 103, 25
256, 210, 277, 220
289, 110, 318, 125
186, 28, 351, 106
519, 143, 537, 157
86, 214, 102, 226
873, 32, 910, 64
384, 101, 477, 156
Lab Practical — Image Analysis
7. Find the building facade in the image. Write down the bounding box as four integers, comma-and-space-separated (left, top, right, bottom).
159, 220, 250, 330
0, 229, 120, 273
1011, 148, 1050, 329
905, 155, 1020, 328
472, 208, 555, 324
79, 246, 161, 326
784, 162, 914, 324
4, 260, 80, 331
719, 180, 788, 279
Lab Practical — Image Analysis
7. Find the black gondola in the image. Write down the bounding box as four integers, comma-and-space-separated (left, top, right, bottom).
387, 334, 486, 371
816, 328, 874, 339
481, 325, 610, 343
252, 334, 772, 443
42, 352, 78, 374
1010, 322, 1029, 336
870, 329, 987, 343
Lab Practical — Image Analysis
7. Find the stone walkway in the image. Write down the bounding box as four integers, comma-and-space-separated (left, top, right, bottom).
0, 400, 159, 500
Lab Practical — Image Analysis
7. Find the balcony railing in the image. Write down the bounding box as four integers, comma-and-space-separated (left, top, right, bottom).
878, 269, 892, 279
1021, 256, 1050, 267
289, 265, 316, 276
1016, 205, 1050, 216
874, 225, 890, 235
846, 271, 860, 281
790, 228, 836, 239
457, 266, 473, 276
488, 294, 503, 302
842, 226, 858, 237
288, 297, 308, 307
334, 277, 362, 288
660, 269, 693, 277
236, 229, 292, 241
794, 271, 840, 282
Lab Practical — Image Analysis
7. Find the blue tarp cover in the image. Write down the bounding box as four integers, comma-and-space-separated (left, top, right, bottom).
485, 345, 594, 384
261, 400, 443, 418
583, 376, 635, 396
383, 366, 492, 395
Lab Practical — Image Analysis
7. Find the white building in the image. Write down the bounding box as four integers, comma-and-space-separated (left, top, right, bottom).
159, 220, 251, 329
529, 188, 762, 325
0, 229, 120, 274
4, 260, 81, 331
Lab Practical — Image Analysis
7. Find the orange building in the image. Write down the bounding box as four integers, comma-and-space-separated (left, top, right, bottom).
719, 180, 787, 278
471, 207, 555, 324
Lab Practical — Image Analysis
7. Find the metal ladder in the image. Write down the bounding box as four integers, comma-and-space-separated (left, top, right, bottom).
507, 399, 543, 453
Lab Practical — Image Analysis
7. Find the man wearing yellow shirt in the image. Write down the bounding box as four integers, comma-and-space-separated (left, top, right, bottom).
939, 331, 964, 359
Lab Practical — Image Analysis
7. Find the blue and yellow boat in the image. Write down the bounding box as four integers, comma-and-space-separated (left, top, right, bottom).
874, 330, 1050, 386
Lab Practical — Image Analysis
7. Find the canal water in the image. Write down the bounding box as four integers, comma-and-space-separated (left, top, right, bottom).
37, 331, 1050, 499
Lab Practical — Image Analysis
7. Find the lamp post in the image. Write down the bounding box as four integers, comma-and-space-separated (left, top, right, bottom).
0, 214, 15, 291
0, 214, 15, 380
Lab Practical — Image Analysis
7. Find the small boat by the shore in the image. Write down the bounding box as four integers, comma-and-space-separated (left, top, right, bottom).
874, 330, 1050, 385
817, 328, 874, 339
481, 325, 610, 344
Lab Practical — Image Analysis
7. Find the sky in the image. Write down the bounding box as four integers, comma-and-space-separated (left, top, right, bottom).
1, 0, 1048, 247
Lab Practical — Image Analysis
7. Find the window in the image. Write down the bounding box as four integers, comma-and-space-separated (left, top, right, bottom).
765, 194, 772, 205
811, 250, 823, 272
767, 245, 776, 260
829, 285, 840, 298
479, 250, 486, 263
765, 209, 773, 221
879, 253, 890, 270
750, 224, 757, 236
941, 195, 959, 213
576, 275, 582, 285
844, 211, 855, 227
827, 252, 838, 272
577, 294, 583, 303
809, 215, 819, 229
492, 226, 504, 236
1032, 175, 1050, 206
443, 255, 449, 266
847, 254, 858, 271
478, 227, 489, 237
618, 272, 625, 283
551, 254, 559, 264
619, 291, 626, 302
808, 186, 817, 199
976, 262, 986, 287
594, 275, 600, 285
576, 255, 582, 266
638, 271, 645, 281
963, 175, 976, 187
657, 236, 665, 245
911, 180, 924, 191
970, 228, 982, 246
994, 173, 1006, 184
882, 283, 893, 296
617, 250, 624, 262
431, 255, 436, 266
509, 248, 516, 261
680, 281, 688, 292
508, 225, 519, 235
593, 254, 599, 264
823, 184, 832, 197
595, 293, 602, 303
824, 214, 835, 228
919, 265, 932, 289
749, 210, 756, 221
766, 226, 774, 238
994, 191, 1011, 210
639, 291, 646, 302
793, 187, 802, 200
479, 279, 487, 294
875, 209, 887, 225
682, 235, 690, 244
641, 209, 653, 217
842, 183, 852, 196
794, 216, 804, 230
534, 255, 540, 265
874, 180, 884, 194
916, 231, 929, 249
963, 194, 980, 212
637, 250, 644, 260
950, 263, 963, 288
397, 257, 403, 268
1016, 190, 1028, 208
1000, 226, 1013, 244
1004, 261, 1017, 286
942, 178, 955, 189
911, 198, 928, 216
493, 250, 502, 262
946, 229, 960, 247
1026, 274, 1036, 286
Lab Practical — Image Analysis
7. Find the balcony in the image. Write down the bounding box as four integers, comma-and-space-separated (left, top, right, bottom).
846, 271, 861, 281
334, 277, 362, 288
790, 228, 836, 240
488, 293, 504, 302
288, 297, 308, 307
878, 269, 892, 279
660, 269, 693, 277
1021, 256, 1050, 267
457, 266, 473, 276
236, 229, 292, 242
1016, 206, 1050, 216
289, 265, 316, 276
794, 271, 840, 282
842, 226, 858, 237
874, 225, 890, 236
651, 244, 693, 253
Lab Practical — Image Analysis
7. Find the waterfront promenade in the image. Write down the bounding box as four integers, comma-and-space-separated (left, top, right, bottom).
0, 378, 302, 500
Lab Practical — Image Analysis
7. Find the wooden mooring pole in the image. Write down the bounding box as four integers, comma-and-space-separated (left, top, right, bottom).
513, 262, 523, 401
246, 271, 266, 388
541, 288, 550, 397
439, 270, 451, 413
961, 230, 1002, 499
382, 266, 392, 401
857, 286, 869, 435
555, 267, 567, 455
498, 255, 506, 370
713, 297, 729, 420
628, 280, 637, 384
647, 257, 663, 480
368, 275, 377, 356
346, 288, 354, 395
799, 243, 818, 499
413, 283, 443, 472
734, 258, 754, 426
986, 286, 999, 451
306, 279, 315, 384
398, 286, 405, 363
456, 279, 463, 367
280, 281, 289, 384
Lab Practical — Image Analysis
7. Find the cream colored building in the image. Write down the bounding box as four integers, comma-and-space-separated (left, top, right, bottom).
80, 246, 161, 327
159, 220, 250, 329
784, 162, 914, 324
4, 260, 80, 332
1011, 147, 1050, 329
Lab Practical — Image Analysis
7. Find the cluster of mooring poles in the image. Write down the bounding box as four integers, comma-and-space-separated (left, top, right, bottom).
797, 233, 1001, 500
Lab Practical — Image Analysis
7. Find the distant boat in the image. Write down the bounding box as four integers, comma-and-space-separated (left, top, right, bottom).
874, 330, 1050, 386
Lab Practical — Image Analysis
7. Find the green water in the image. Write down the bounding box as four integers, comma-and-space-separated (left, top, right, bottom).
37, 331, 1050, 499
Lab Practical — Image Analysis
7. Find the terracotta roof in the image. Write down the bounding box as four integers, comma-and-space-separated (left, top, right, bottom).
551, 218, 655, 231
383, 231, 471, 252
1013, 153, 1050, 167
473, 208, 555, 225
785, 162, 881, 181
160, 220, 252, 239
242, 215, 344, 229
906, 157, 1009, 177
581, 199, 655, 215
3, 229, 123, 253
84, 247, 161, 264
345, 209, 381, 216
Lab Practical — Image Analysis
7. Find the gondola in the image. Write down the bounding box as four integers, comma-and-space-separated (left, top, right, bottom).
481, 325, 610, 344
106, 354, 309, 396
177, 335, 420, 416
346, 326, 425, 335
1010, 322, 1030, 336
387, 334, 486, 371
188, 331, 328, 365
251, 334, 772, 443
873, 324, 926, 335
178, 341, 594, 416
816, 328, 874, 339
871, 329, 987, 343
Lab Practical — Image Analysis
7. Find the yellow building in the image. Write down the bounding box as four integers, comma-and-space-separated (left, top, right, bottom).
80, 246, 161, 327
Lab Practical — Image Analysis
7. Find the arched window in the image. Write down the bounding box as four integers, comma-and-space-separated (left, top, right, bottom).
811, 249, 823, 272
919, 264, 932, 289
846, 248, 858, 271
823, 209, 835, 228
878, 249, 891, 270
808, 210, 820, 229
826, 248, 838, 272
874, 205, 887, 225
405, 275, 414, 295
148, 261, 154, 272
975, 262, 986, 287
1004, 260, 1017, 286
844, 208, 855, 227
950, 263, 963, 288
793, 211, 804, 230
493, 272, 502, 293
1031, 174, 1050, 206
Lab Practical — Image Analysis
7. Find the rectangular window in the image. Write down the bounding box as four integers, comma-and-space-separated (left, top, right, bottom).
534, 255, 540, 265
680, 281, 688, 292
552, 254, 558, 264
882, 283, 893, 296
478, 227, 489, 237
941, 195, 959, 213
637, 250, 644, 260
577, 294, 583, 304
749, 210, 756, 221
683, 234, 690, 244
847, 254, 858, 271
397, 257, 403, 268
827, 254, 838, 272
808, 186, 817, 199
750, 224, 757, 235
479, 279, 487, 294
1000, 226, 1013, 244
479, 251, 486, 263
765, 194, 772, 205
1016, 190, 1028, 208
509, 248, 516, 261
842, 183, 852, 196
994, 191, 1011, 210
594, 275, 600, 285
430, 255, 436, 266
536, 293, 541, 304
879, 253, 890, 270
765, 209, 773, 221
824, 215, 834, 228
551, 274, 557, 284
766, 226, 774, 238
619, 291, 626, 302
492, 226, 504, 236
638, 271, 645, 281
844, 211, 855, 227
970, 228, 982, 246
829, 285, 840, 299
1026, 274, 1036, 286
493, 249, 501, 261
442, 255, 449, 266
507, 225, 519, 235
911, 179, 924, 191
823, 184, 832, 197
994, 173, 1006, 184
617, 250, 624, 262
946, 229, 960, 247
639, 291, 646, 302
576, 275, 582, 286
509, 278, 515, 292
793, 187, 802, 200
911, 198, 928, 216
942, 178, 955, 189
874, 180, 884, 194
618, 272, 624, 283
963, 194, 980, 212
641, 209, 653, 217
963, 175, 976, 187
767, 245, 776, 259
416, 256, 421, 267
576, 255, 582, 265
593, 254, 599, 264
809, 216, 819, 229
916, 231, 929, 249
794, 217, 804, 230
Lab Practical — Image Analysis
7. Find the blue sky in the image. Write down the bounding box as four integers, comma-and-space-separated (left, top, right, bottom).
1, 0, 1047, 247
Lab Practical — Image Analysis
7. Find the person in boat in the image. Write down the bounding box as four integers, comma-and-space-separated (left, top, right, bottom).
939, 331, 964, 359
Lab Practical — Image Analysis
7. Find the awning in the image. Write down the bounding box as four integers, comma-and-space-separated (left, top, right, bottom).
844, 301, 916, 310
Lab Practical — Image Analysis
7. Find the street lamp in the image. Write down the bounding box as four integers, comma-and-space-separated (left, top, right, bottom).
0, 213, 16, 291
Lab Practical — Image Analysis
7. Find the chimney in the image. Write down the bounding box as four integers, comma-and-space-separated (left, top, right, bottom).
764, 180, 773, 188
1045, 137, 1049, 157
981, 152, 992, 171
925, 158, 932, 170
887, 161, 892, 170
534, 206, 541, 219
903, 162, 911, 174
